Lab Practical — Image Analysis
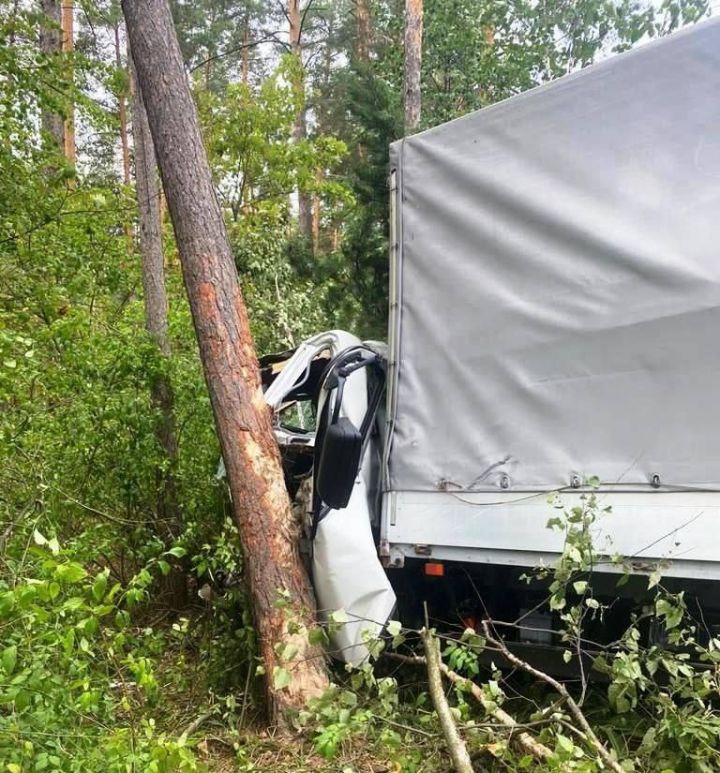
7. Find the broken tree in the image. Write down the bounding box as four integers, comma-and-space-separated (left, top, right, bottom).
122, 0, 329, 723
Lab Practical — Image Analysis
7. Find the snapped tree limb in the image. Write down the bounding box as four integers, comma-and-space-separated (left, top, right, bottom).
387, 650, 552, 763
422, 627, 474, 773
481, 620, 624, 773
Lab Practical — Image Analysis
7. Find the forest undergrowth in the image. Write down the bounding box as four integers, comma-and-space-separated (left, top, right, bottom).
4, 490, 720, 772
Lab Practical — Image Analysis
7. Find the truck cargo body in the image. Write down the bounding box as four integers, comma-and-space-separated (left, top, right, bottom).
383, 16, 720, 582
265, 17, 720, 661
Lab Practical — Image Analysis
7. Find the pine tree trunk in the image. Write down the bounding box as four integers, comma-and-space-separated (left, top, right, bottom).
61, 0, 75, 164
355, 0, 371, 62
404, 0, 423, 134
129, 49, 186, 610
122, 0, 329, 723
116, 24, 134, 254
39, 0, 64, 150
288, 0, 312, 241
116, 24, 131, 187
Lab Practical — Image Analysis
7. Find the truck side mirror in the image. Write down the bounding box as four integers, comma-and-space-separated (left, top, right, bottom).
315, 416, 362, 509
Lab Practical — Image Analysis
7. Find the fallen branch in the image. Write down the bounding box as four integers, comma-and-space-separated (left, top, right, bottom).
481, 620, 623, 773
182, 710, 215, 737
422, 628, 474, 773
387, 653, 552, 762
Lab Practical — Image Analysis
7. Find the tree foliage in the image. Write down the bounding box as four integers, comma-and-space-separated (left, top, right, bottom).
0, 0, 714, 767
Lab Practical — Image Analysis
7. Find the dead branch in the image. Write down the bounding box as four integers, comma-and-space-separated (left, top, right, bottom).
388, 653, 552, 762
188, 36, 282, 73
481, 620, 623, 773
183, 710, 214, 737
422, 628, 474, 773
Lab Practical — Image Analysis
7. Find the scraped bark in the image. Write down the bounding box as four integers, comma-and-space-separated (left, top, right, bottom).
403, 0, 423, 134
122, 0, 328, 723
129, 49, 185, 608
311, 184, 320, 254
39, 0, 63, 150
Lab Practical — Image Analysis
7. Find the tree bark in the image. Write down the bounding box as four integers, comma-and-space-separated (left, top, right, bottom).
240, 17, 250, 84
288, 0, 312, 241
132, 67, 168, 355
61, 0, 75, 164
355, 0, 371, 62
404, 0, 423, 134
122, 0, 328, 723
39, 0, 64, 151
116, 23, 134, 254
129, 49, 185, 609
115, 24, 132, 187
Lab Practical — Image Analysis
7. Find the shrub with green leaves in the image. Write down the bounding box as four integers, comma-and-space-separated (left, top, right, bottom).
0, 533, 201, 771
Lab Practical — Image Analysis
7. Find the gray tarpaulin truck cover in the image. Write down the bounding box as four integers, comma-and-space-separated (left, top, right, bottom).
387, 17, 720, 494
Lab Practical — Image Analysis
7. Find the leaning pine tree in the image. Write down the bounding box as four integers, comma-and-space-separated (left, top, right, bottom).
121, 0, 329, 724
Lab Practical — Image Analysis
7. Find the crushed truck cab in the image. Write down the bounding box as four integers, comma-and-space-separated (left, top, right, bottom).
261, 331, 395, 665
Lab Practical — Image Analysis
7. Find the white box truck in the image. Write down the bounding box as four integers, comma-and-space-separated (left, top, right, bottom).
261, 16, 720, 663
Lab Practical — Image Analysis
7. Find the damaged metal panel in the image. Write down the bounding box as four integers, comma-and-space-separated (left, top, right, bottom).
263, 330, 396, 664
